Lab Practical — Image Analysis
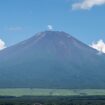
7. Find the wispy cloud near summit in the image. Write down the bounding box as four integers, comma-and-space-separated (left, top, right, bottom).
48, 25, 53, 30
72, 0, 105, 10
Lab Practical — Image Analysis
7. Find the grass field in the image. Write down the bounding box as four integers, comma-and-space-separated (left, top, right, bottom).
0, 89, 105, 97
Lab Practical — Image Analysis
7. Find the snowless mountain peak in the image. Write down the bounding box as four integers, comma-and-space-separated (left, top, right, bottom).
0, 31, 105, 88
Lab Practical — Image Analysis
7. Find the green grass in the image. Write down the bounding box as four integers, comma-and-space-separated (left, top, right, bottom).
0, 89, 105, 97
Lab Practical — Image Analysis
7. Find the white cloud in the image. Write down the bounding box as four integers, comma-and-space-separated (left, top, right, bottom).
72, 0, 105, 10
0, 39, 6, 50
90, 39, 105, 53
48, 25, 53, 30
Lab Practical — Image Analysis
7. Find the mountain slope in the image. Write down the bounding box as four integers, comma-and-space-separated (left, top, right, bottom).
0, 31, 105, 88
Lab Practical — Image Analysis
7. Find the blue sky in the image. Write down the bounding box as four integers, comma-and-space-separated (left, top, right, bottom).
0, 0, 105, 48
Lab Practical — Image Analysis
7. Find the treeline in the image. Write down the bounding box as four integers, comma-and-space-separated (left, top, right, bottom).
0, 96, 105, 105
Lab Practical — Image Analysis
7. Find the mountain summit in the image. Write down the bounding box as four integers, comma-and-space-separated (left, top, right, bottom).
0, 31, 105, 88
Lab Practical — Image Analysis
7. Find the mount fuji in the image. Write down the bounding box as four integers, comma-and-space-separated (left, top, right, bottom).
0, 31, 105, 88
